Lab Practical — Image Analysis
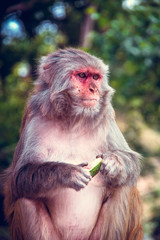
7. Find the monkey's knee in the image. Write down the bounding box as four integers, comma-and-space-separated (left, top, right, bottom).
14, 198, 50, 227
10, 198, 56, 240
12, 198, 39, 221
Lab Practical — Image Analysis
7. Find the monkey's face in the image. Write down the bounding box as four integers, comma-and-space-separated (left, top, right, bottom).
36, 48, 112, 123
71, 67, 103, 108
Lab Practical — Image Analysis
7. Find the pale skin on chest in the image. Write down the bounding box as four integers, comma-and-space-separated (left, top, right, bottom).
33, 117, 108, 164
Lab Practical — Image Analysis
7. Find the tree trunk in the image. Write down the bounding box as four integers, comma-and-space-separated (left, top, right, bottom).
79, 9, 95, 48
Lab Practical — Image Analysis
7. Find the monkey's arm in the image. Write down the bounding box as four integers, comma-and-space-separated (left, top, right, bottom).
11, 161, 91, 200
100, 115, 141, 187
9, 117, 91, 199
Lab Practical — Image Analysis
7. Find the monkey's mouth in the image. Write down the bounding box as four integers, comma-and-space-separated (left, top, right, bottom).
81, 99, 98, 107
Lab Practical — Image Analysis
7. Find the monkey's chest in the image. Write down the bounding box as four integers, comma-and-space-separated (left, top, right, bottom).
39, 123, 108, 164
47, 177, 106, 238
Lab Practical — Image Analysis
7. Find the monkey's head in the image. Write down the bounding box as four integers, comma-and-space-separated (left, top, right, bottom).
31, 48, 114, 127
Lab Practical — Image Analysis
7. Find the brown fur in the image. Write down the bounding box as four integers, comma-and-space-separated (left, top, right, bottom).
3, 48, 143, 240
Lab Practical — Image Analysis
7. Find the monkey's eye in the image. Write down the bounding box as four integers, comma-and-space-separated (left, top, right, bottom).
78, 73, 86, 78
93, 74, 100, 80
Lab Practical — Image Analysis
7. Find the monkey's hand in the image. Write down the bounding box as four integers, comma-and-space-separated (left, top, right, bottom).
61, 162, 92, 191
100, 153, 127, 187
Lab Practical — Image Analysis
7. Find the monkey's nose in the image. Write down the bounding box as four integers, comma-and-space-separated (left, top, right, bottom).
89, 87, 95, 93
89, 83, 98, 94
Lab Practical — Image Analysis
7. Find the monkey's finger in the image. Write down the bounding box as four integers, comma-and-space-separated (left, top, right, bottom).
78, 162, 88, 167
100, 161, 106, 170
77, 174, 90, 185
74, 180, 86, 191
100, 162, 109, 175
104, 160, 117, 171
96, 154, 104, 159
82, 169, 92, 180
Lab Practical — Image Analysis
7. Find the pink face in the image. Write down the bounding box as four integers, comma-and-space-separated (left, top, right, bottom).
71, 67, 103, 107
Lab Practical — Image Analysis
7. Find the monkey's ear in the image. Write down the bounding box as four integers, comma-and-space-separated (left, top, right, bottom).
39, 56, 51, 72
38, 56, 52, 83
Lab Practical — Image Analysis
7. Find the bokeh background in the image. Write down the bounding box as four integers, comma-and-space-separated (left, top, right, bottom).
0, 0, 160, 239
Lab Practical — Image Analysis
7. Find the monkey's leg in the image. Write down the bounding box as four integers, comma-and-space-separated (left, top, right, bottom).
126, 186, 143, 240
10, 198, 59, 240
89, 186, 143, 240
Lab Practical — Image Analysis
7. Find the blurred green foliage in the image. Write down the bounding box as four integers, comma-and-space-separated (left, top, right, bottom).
0, 0, 160, 239
90, 2, 160, 126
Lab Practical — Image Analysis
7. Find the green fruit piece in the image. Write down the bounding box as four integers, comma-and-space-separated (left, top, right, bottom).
89, 158, 102, 177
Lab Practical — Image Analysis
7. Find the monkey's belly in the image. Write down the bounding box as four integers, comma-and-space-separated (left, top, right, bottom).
48, 177, 106, 239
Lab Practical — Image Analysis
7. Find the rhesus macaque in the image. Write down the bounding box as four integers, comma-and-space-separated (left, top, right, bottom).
3, 48, 143, 240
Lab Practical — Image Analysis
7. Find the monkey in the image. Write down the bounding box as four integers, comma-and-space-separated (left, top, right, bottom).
3, 48, 143, 240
